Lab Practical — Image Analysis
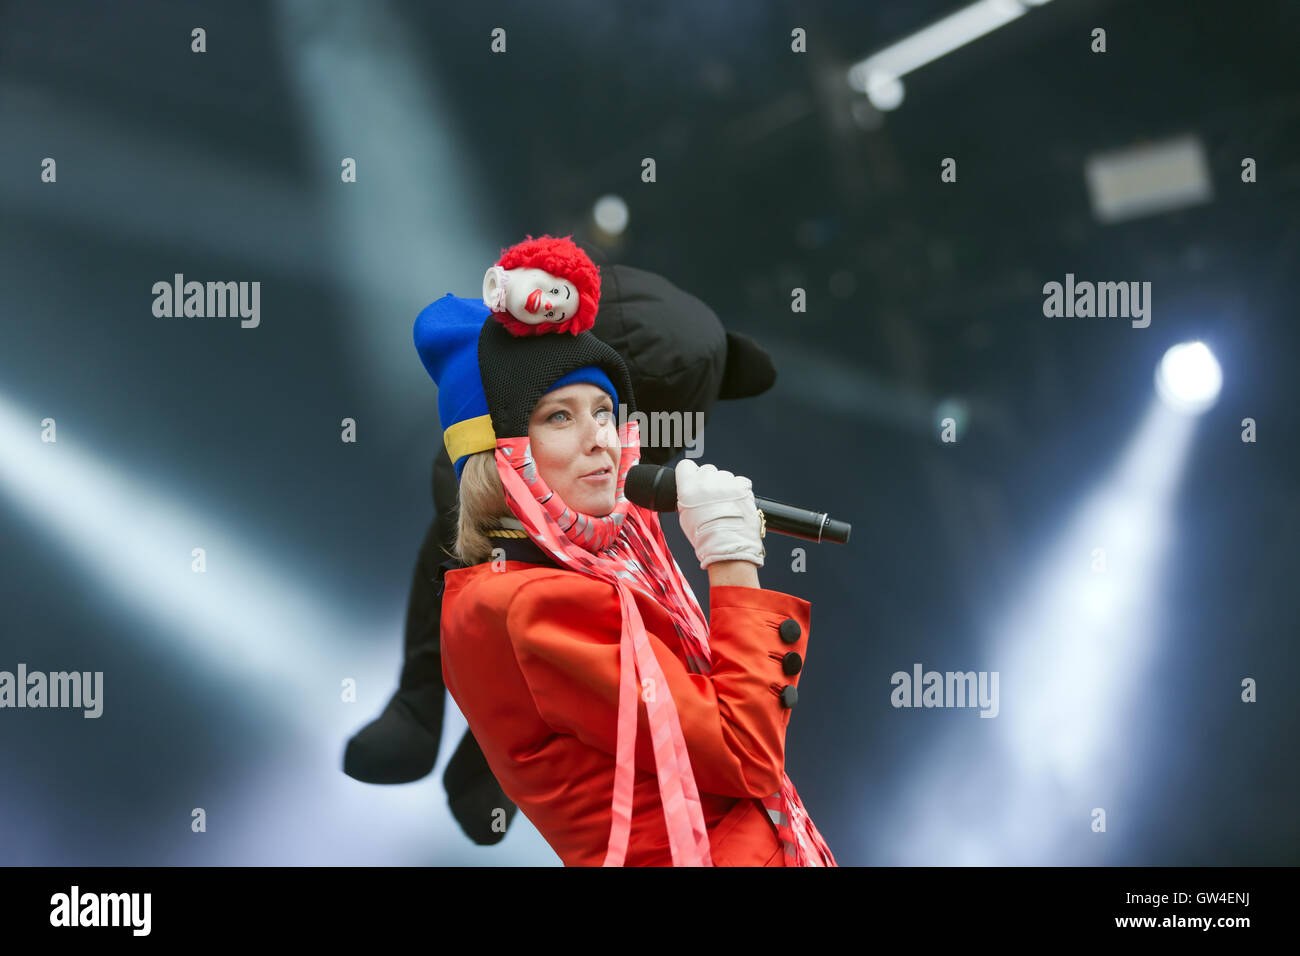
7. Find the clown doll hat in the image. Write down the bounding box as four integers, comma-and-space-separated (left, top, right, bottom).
417, 234, 620, 468
412, 234, 836, 867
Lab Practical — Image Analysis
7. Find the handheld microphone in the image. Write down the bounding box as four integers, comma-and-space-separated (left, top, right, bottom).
624, 463, 851, 545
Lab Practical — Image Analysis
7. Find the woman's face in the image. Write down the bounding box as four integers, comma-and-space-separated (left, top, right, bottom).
528, 383, 621, 517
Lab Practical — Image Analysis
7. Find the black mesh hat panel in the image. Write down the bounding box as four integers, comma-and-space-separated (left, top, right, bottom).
476, 317, 638, 439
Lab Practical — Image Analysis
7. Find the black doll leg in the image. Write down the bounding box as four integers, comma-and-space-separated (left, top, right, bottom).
342, 442, 461, 783
342, 510, 447, 784
428, 445, 519, 842
343, 446, 519, 844
444, 724, 519, 845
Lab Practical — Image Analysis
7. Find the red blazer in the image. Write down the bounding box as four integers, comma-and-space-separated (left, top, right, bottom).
440, 556, 814, 866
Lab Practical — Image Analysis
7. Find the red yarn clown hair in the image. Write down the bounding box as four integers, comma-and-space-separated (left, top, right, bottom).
492, 234, 601, 336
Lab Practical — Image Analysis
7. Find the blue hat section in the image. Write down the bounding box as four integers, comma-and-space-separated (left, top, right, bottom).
413, 293, 491, 480
543, 365, 619, 411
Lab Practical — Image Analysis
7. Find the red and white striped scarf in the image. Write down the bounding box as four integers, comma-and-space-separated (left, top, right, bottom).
494, 419, 837, 867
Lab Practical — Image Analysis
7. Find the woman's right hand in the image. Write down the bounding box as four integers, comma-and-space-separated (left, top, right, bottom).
675, 460, 765, 570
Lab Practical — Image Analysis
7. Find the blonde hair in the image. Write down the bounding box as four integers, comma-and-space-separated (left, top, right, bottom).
454, 450, 512, 565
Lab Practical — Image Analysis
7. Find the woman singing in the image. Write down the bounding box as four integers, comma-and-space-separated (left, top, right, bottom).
414, 235, 836, 866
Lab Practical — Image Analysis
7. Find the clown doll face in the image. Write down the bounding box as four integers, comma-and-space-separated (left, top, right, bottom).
484, 267, 579, 325
528, 384, 621, 517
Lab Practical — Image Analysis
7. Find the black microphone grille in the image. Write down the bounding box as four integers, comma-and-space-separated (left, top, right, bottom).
625, 464, 676, 512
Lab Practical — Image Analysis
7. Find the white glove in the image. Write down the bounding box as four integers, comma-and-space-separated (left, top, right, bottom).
675, 460, 764, 569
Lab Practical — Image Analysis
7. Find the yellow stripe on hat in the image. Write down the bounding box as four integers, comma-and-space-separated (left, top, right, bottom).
444, 414, 497, 462
444, 413, 497, 463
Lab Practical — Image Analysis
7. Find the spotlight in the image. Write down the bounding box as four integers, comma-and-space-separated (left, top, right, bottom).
1155, 341, 1222, 414
592, 195, 629, 237
865, 72, 905, 111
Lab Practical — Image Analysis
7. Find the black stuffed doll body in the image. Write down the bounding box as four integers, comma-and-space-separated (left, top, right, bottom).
343, 262, 777, 846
